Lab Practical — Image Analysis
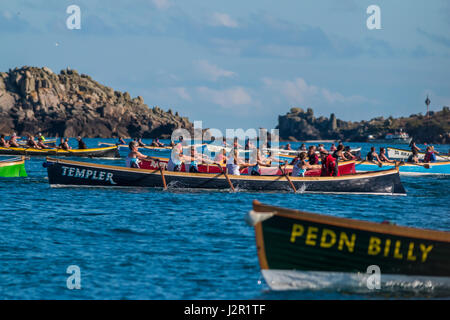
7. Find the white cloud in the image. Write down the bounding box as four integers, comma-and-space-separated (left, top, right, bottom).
262, 77, 375, 106
151, 0, 171, 10
196, 86, 252, 108
209, 12, 238, 28
196, 60, 236, 81
172, 87, 191, 101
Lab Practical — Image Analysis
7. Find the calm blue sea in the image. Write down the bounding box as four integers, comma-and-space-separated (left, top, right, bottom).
0, 139, 449, 300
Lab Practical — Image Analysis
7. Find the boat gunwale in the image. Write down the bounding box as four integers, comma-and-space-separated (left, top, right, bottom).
252, 200, 450, 243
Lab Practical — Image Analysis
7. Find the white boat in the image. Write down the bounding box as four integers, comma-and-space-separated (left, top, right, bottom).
370, 131, 412, 144
387, 147, 450, 161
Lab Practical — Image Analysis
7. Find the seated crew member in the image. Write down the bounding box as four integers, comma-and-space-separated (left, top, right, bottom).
307, 145, 319, 165
330, 143, 337, 152
58, 138, 65, 149
291, 152, 311, 177
410, 141, 421, 158
37, 137, 49, 149
64, 138, 72, 150
185, 145, 201, 173
118, 137, 126, 145
332, 144, 349, 161
226, 138, 244, 175
37, 133, 45, 142
27, 134, 41, 149
214, 148, 227, 165
284, 143, 292, 151
150, 139, 158, 147
320, 150, 339, 177
379, 147, 394, 163
343, 146, 356, 160
366, 146, 381, 164
167, 136, 184, 171
137, 138, 146, 147
77, 136, 87, 149
155, 138, 164, 147
423, 146, 437, 163
0, 134, 10, 147
126, 141, 151, 168
8, 133, 20, 148
298, 143, 307, 151
248, 143, 272, 176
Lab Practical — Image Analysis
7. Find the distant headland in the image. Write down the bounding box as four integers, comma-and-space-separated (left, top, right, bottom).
277, 107, 450, 144
0, 66, 192, 138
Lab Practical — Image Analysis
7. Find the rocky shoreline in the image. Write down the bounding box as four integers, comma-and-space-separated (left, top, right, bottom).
0, 66, 192, 138
277, 107, 450, 144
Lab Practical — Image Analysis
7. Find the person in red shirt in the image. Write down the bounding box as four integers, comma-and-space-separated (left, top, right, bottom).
320, 150, 339, 177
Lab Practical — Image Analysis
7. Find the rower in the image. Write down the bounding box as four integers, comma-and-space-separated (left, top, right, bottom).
423, 146, 436, 163
320, 150, 339, 176
77, 136, 87, 149
37, 137, 49, 149
0, 134, 10, 147
343, 146, 356, 160
307, 146, 319, 165
284, 143, 292, 151
366, 146, 382, 164
298, 143, 307, 151
248, 142, 271, 176
155, 138, 164, 147
126, 141, 151, 168
330, 143, 337, 152
186, 145, 200, 173
9, 133, 20, 148
332, 144, 349, 161
118, 137, 126, 145
379, 147, 394, 163
214, 148, 227, 165
137, 138, 146, 147
226, 138, 242, 175
27, 134, 41, 149
167, 136, 183, 171
291, 152, 310, 177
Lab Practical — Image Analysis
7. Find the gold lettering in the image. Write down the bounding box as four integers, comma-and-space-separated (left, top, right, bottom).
368, 237, 381, 255
305, 227, 318, 246
383, 239, 391, 257
338, 232, 356, 252
320, 229, 337, 248
393, 240, 403, 259
420, 244, 433, 262
407, 242, 417, 261
290, 224, 304, 243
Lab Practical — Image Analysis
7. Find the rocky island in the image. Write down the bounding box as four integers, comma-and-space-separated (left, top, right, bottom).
0, 66, 192, 138
277, 107, 450, 144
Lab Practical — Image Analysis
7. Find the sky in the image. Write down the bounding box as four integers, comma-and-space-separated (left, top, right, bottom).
1, 0, 449, 131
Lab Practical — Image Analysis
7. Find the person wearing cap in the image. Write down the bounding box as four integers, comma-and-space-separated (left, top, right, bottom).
77, 136, 87, 149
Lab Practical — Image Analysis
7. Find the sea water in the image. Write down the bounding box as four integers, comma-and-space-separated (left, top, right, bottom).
0, 139, 449, 299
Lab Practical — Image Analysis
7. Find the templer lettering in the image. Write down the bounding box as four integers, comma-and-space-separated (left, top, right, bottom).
61, 166, 117, 184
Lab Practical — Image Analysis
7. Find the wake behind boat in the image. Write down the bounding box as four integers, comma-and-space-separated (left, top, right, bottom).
44, 157, 406, 195
0, 145, 120, 158
246, 200, 450, 291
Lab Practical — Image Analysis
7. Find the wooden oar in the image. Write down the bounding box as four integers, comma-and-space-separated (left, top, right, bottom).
279, 163, 297, 193
157, 160, 167, 190
399, 160, 430, 169
215, 163, 235, 192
